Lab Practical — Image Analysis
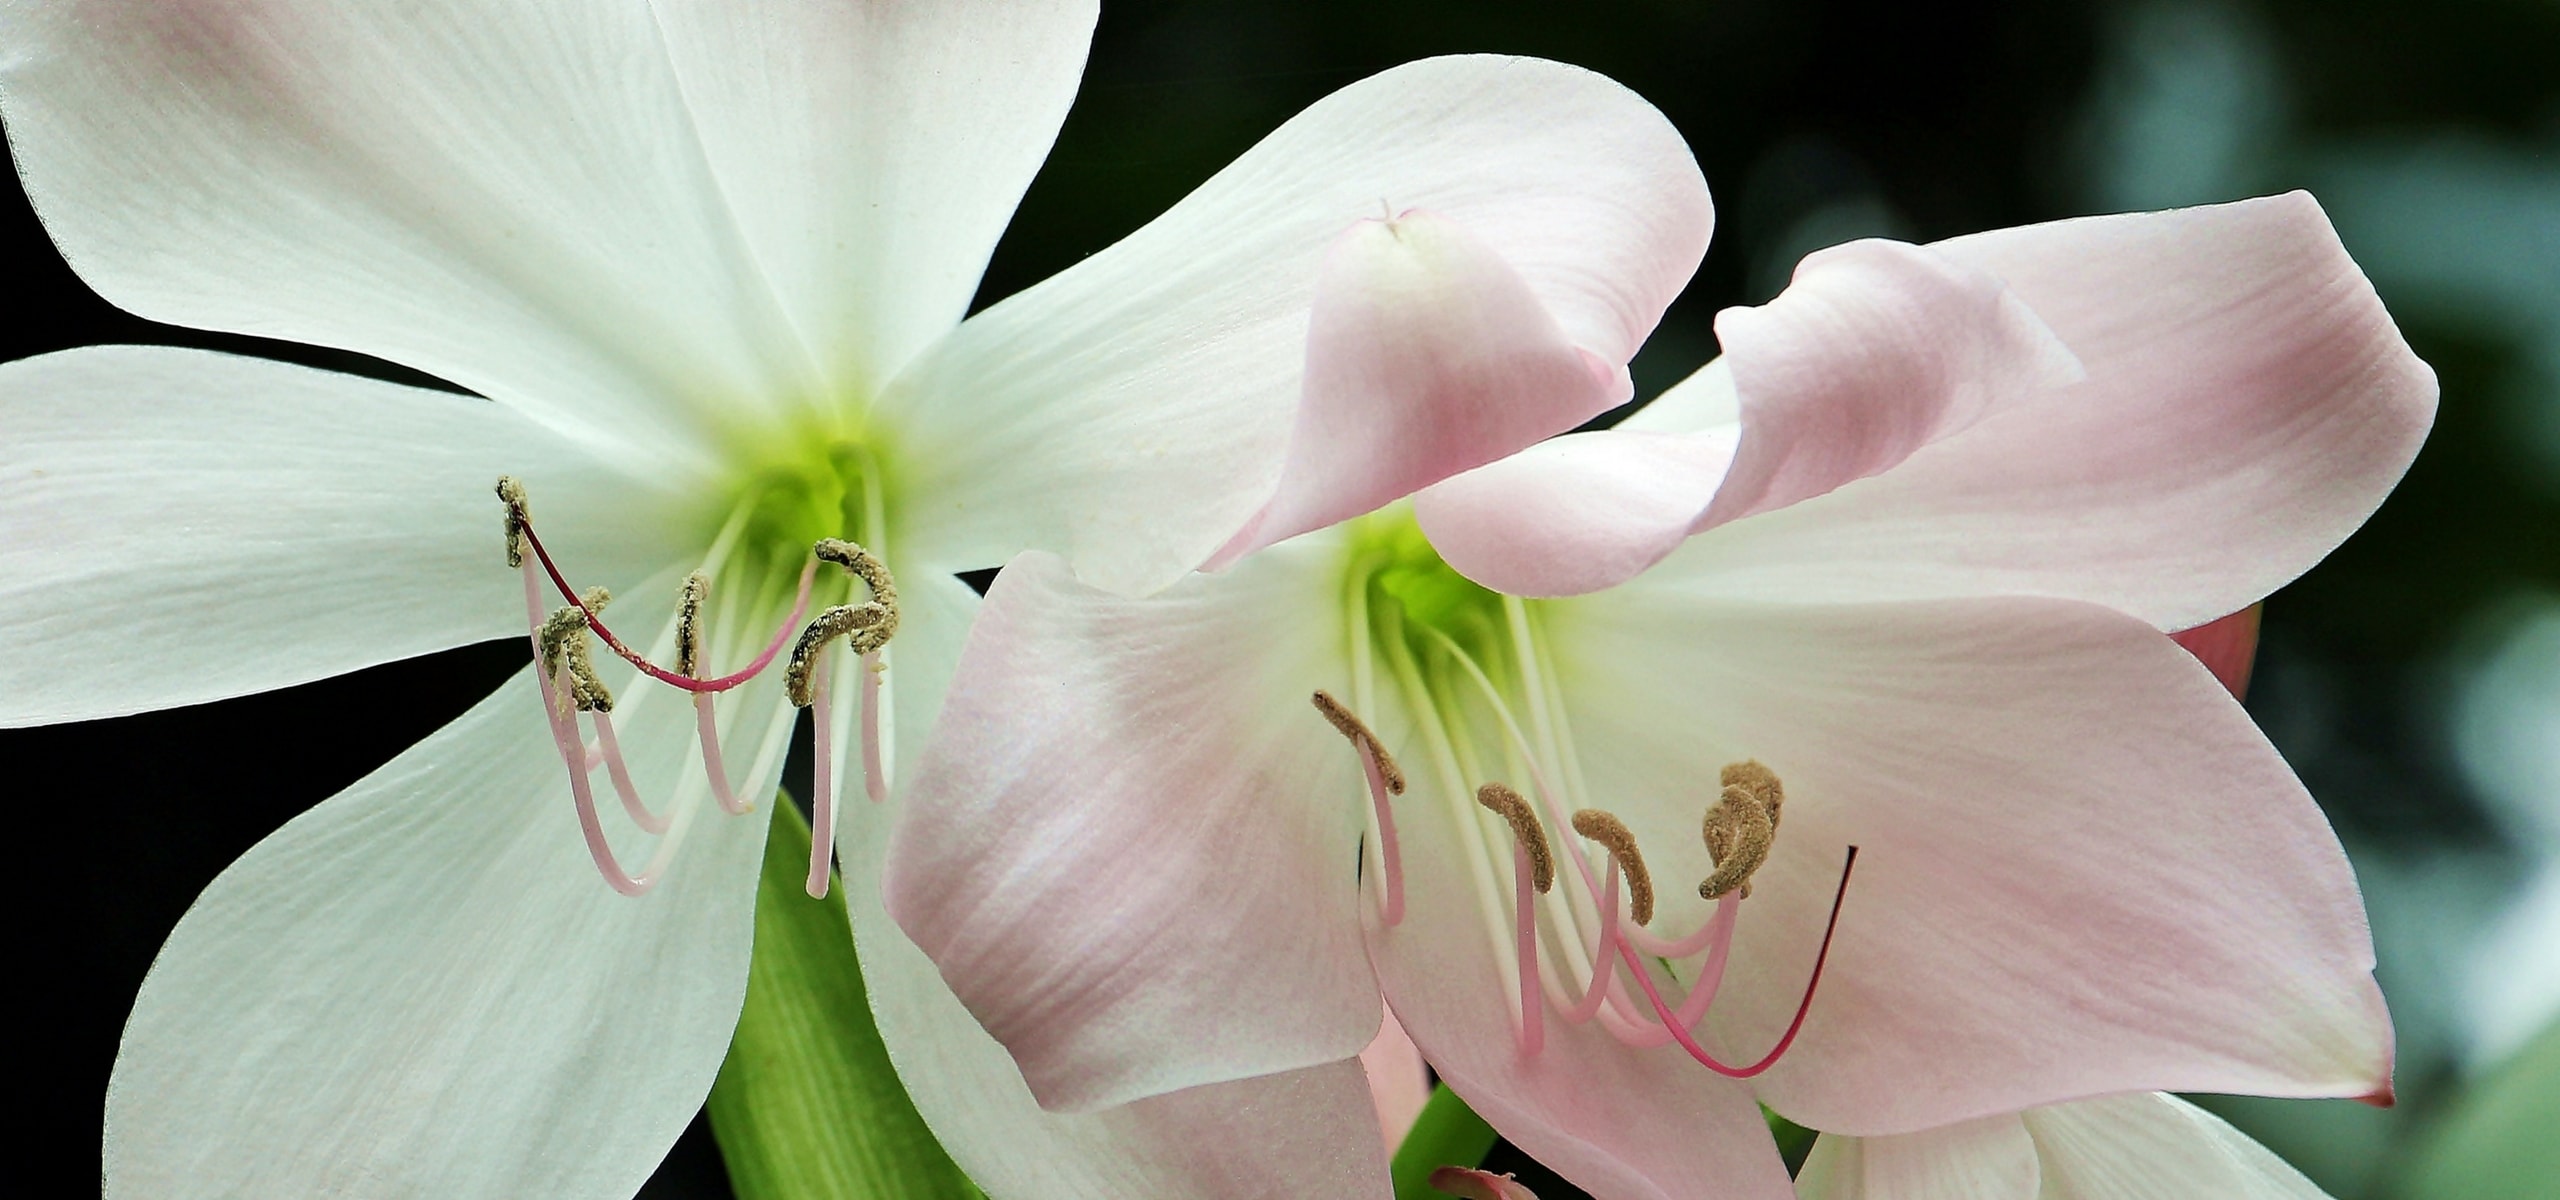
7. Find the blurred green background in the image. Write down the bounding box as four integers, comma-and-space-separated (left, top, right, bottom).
10, 0, 2552, 1195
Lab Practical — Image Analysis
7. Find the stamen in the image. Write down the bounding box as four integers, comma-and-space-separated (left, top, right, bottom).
540, 588, 616, 713
787, 538, 900, 707
1560, 856, 1622, 1024
1311, 690, 1407, 793
1479, 781, 1550, 1058
501, 477, 817, 694
1700, 760, 1784, 900
1615, 846, 1860, 1077
1476, 783, 1551, 894
859, 651, 887, 804
589, 708, 671, 835
496, 476, 530, 568
675, 572, 709, 678
807, 652, 838, 899
1569, 809, 1653, 925
786, 602, 890, 706
1312, 690, 1406, 926
694, 693, 753, 815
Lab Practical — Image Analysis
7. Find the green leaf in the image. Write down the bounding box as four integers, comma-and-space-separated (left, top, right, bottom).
1763, 1105, 1817, 1176
2395, 1016, 2560, 1200
1392, 1084, 1500, 1200
707, 796, 981, 1200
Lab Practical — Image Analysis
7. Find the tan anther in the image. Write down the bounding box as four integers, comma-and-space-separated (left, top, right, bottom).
1699, 760, 1783, 900
786, 539, 902, 707
1570, 809, 1655, 925
1477, 782, 1552, 893
496, 476, 530, 568
1721, 759, 1784, 831
675, 572, 710, 678
539, 587, 615, 713
1310, 690, 1405, 794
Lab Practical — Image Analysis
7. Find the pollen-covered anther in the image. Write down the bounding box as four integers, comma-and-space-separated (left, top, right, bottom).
496, 476, 530, 568
785, 538, 902, 708
674, 572, 709, 678
1310, 689, 1405, 793
540, 587, 616, 713
1477, 782, 1552, 893
1700, 759, 1783, 900
785, 603, 888, 706
1571, 809, 1654, 925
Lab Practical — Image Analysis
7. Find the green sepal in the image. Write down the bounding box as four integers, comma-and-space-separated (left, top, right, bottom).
1392, 1083, 1501, 1200
706, 795, 981, 1200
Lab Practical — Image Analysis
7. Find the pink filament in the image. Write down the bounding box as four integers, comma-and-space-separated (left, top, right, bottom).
695, 693, 751, 816
1560, 859, 1622, 1024
859, 651, 887, 804
807, 656, 836, 899
1512, 842, 1544, 1059
1609, 847, 1859, 1078
1359, 743, 1405, 926
560, 678, 652, 897
590, 710, 671, 835
520, 517, 816, 694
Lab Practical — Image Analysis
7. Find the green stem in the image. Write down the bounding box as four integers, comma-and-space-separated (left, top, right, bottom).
1392, 1084, 1500, 1200
706, 796, 981, 1200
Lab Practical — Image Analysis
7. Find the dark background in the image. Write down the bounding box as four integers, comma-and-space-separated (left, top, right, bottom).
10, 1, 2555, 1196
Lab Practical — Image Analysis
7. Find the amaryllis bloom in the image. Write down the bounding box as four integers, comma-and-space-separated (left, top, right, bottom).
886, 193, 2436, 1199
0, 2, 1711, 1195
1795, 1091, 2335, 1199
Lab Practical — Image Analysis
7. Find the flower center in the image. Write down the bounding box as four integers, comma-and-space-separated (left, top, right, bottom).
1320, 513, 1856, 1073
496, 441, 904, 900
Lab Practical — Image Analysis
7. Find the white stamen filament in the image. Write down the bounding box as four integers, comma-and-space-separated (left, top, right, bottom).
808, 647, 837, 898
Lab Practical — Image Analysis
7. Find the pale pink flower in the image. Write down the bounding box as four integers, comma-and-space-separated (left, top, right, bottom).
1795, 1091, 2335, 1200
887, 193, 2435, 1199
0, 2, 1710, 1196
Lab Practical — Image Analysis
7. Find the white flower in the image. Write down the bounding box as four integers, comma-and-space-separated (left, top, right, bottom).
0, 3, 1710, 1196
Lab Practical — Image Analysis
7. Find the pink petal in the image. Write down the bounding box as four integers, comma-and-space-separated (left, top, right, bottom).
884, 546, 1377, 1112
884, 54, 1709, 598
1368, 765, 1795, 1200
1698, 238, 2082, 531
1655, 193, 2437, 634
2022, 1092, 2332, 1198
1429, 1167, 1544, 1200
1211, 211, 1627, 566
839, 753, 1398, 1200
1361, 1008, 1433, 1151
1554, 588, 2393, 1134
2170, 605, 2264, 701
1413, 428, 1738, 597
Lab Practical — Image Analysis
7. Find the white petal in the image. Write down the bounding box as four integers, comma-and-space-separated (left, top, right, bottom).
881, 54, 1711, 594
103, 662, 797, 1199
0, 347, 689, 726
0, 0, 824, 461
1551, 590, 2392, 1133
1795, 1115, 2041, 1200
2022, 1093, 2331, 1199
841, 742, 1395, 1197
640, 1, 1097, 394
1647, 194, 2436, 631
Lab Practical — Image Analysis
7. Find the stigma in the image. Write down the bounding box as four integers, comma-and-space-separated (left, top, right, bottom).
496, 477, 900, 899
